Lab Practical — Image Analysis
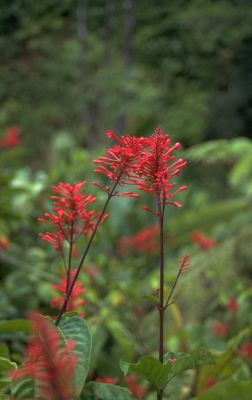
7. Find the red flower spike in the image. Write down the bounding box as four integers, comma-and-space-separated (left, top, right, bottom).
11, 313, 78, 400
39, 182, 99, 251
227, 298, 238, 314
240, 343, 252, 359
124, 375, 146, 399
211, 320, 230, 337
51, 268, 86, 315
0, 126, 21, 148
141, 204, 159, 216
118, 225, 159, 255
134, 127, 187, 207
192, 231, 215, 251
179, 255, 190, 272
0, 235, 10, 251
201, 378, 217, 392
93, 132, 142, 197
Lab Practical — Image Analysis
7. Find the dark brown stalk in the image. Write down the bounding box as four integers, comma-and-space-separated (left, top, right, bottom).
157, 197, 165, 400
55, 180, 119, 326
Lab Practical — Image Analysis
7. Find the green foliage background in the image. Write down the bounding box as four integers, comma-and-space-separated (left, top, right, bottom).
0, 1, 252, 399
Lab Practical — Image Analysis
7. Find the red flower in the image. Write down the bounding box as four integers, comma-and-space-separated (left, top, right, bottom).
168, 357, 177, 363
93, 131, 141, 197
227, 298, 238, 314
240, 343, 252, 359
192, 231, 215, 250
118, 225, 159, 255
211, 320, 230, 337
11, 313, 78, 400
85, 265, 100, 280
51, 268, 86, 315
96, 377, 119, 384
178, 255, 190, 272
124, 375, 146, 399
201, 378, 217, 392
0, 235, 10, 251
0, 126, 21, 148
39, 182, 98, 251
134, 127, 187, 208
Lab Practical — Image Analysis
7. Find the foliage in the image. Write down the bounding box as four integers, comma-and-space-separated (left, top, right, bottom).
1, 2, 252, 399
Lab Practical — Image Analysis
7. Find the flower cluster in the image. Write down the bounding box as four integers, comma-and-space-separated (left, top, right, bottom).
240, 342, 252, 359
0, 126, 21, 148
192, 231, 215, 251
93, 131, 142, 197
211, 320, 230, 337
94, 127, 187, 207
38, 127, 187, 326
178, 254, 190, 272
227, 298, 238, 314
51, 269, 86, 316
0, 235, 10, 251
11, 313, 78, 400
124, 375, 146, 399
39, 182, 97, 251
118, 225, 159, 255
201, 378, 217, 393
134, 127, 187, 207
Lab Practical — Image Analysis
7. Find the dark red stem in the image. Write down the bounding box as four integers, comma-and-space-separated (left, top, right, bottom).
157, 197, 165, 400
55, 180, 118, 326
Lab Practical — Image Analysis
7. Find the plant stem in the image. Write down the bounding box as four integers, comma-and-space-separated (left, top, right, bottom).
55, 180, 118, 326
157, 197, 165, 400
164, 267, 183, 309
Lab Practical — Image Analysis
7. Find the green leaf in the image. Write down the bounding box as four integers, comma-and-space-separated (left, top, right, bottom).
0, 357, 17, 390
0, 377, 12, 390
193, 378, 252, 400
227, 327, 252, 350
61, 311, 79, 319
120, 356, 172, 390
0, 344, 9, 359
10, 378, 35, 399
196, 349, 240, 390
121, 348, 214, 390
81, 382, 134, 400
171, 347, 215, 376
0, 357, 17, 373
0, 320, 31, 334
58, 316, 92, 395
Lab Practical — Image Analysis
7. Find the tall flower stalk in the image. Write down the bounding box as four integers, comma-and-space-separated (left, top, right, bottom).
39, 131, 142, 325
134, 127, 187, 400
38, 127, 188, 400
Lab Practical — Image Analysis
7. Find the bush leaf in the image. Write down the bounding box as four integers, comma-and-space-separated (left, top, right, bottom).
121, 356, 172, 390
0, 320, 31, 333
11, 378, 35, 399
121, 348, 214, 390
81, 382, 134, 399
193, 378, 252, 400
58, 316, 92, 395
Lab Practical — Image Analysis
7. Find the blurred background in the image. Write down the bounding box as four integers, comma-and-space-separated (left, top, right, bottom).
1, 1, 252, 399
